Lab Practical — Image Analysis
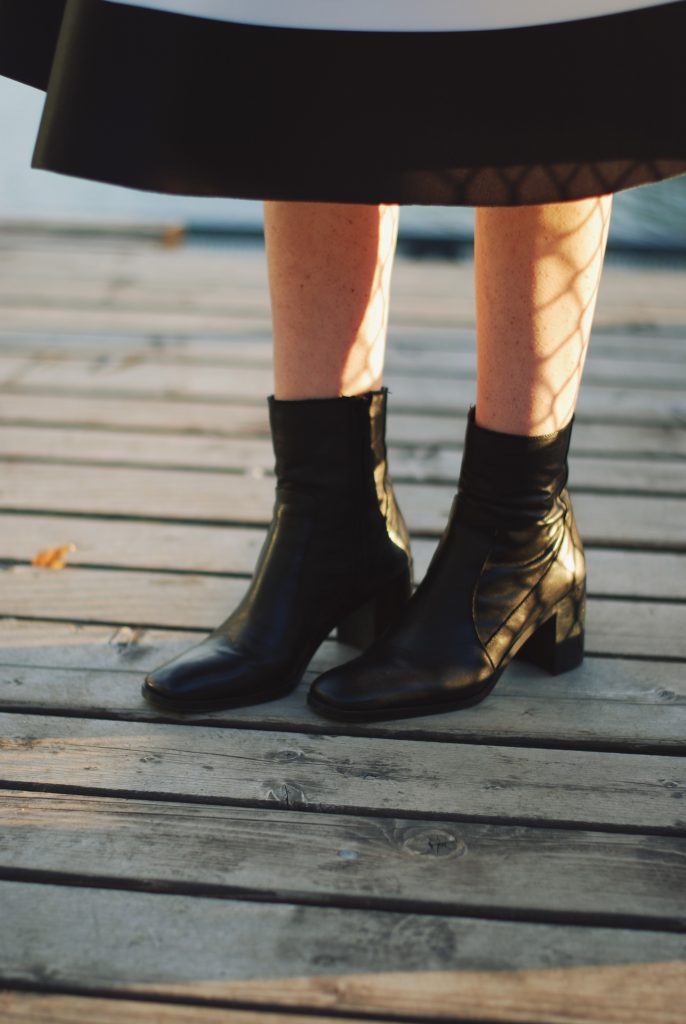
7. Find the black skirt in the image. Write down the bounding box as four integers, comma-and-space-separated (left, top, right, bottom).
1, 0, 685, 206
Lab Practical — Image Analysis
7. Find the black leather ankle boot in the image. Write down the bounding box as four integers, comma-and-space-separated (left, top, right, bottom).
308, 408, 585, 722
143, 389, 413, 711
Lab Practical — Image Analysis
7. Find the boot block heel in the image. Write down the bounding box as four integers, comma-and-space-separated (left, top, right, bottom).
516, 582, 586, 675
337, 568, 413, 649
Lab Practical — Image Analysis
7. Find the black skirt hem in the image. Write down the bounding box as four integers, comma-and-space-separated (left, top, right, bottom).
6, 0, 686, 206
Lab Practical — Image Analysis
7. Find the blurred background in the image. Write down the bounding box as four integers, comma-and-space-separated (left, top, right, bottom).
2, 75, 685, 256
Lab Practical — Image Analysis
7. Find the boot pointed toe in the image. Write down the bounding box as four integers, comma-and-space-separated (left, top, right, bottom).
143, 637, 273, 711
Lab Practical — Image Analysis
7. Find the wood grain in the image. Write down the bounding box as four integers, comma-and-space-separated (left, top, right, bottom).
1, 231, 685, 1023
1, 882, 684, 1022
0, 992, 371, 1024
3, 566, 685, 658
1, 714, 683, 830
2, 334, 685, 385
3, 513, 686, 598
4, 389, 686, 458
1, 790, 684, 924
4, 319, 685, 358
5, 355, 686, 422
2, 462, 685, 546
2, 654, 684, 752
3, 426, 686, 495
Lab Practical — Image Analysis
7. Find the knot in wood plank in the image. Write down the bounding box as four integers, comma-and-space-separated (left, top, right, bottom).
401, 827, 466, 859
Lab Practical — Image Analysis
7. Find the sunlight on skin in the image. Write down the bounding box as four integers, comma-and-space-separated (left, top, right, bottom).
265, 201, 398, 399
265, 195, 612, 427
475, 196, 613, 435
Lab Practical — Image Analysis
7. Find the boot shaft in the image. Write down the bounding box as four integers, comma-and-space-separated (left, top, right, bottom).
457, 408, 573, 531
267, 388, 412, 581
269, 390, 388, 498
450, 408, 584, 653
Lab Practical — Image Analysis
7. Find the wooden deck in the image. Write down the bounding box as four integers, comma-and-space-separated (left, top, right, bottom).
0, 227, 684, 1024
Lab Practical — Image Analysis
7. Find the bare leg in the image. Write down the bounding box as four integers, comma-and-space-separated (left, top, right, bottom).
264, 201, 398, 399
475, 196, 612, 436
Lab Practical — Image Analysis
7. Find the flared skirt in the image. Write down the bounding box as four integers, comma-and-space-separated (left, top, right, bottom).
1, 0, 685, 205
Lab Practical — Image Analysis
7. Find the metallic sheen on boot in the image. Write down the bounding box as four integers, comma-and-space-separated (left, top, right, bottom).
308, 408, 585, 722
143, 389, 413, 711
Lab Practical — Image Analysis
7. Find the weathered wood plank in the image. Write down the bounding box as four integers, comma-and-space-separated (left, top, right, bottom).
2, 463, 685, 547
388, 412, 686, 457
2, 653, 684, 752
0, 278, 272, 310
3, 566, 686, 659
1, 714, 683, 830
1, 883, 684, 1023
395, 448, 686, 495
3, 426, 686, 495
0, 621, 201, 663
1, 320, 685, 360
0, 306, 272, 336
0, 357, 29, 387
588, 600, 686, 659
3, 513, 685, 600
2, 566, 685, 658
2, 239, 686, 327
5, 356, 686, 422
1, 976, 684, 1024
0, 332, 281, 362
0, 992, 367, 1024
1, 234, 684, 1024
387, 325, 686, 356
2, 618, 684, 703
585, 548, 686, 601
0, 392, 273, 436
1, 791, 684, 925
2, 338, 685, 387
0, 426, 277, 474
4, 391, 686, 460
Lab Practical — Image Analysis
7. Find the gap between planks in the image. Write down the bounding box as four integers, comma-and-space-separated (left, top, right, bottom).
1, 881, 685, 1024
3, 426, 686, 495
2, 663, 685, 755
3, 569, 686, 659
3, 362, 686, 423
1, 621, 684, 754
2, 514, 686, 599
1, 464, 685, 547
0, 991, 385, 1024
3, 393, 686, 460
0, 790, 684, 931
0, 713, 684, 833
2, 339, 686, 388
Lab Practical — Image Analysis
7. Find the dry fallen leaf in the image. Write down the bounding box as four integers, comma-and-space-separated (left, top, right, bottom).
160, 225, 186, 248
31, 543, 77, 570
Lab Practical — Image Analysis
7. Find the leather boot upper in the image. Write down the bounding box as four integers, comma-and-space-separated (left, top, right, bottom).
144, 390, 412, 708
309, 408, 585, 719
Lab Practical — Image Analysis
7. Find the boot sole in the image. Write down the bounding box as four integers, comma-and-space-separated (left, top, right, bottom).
141, 670, 305, 714
306, 676, 501, 722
